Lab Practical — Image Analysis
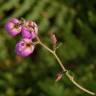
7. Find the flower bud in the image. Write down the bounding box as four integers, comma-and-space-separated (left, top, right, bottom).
5, 18, 22, 36
55, 73, 62, 82
15, 38, 35, 57
51, 34, 57, 45
49, 32, 57, 49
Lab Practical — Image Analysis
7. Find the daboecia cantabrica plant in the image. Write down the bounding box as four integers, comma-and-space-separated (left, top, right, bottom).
5, 17, 95, 95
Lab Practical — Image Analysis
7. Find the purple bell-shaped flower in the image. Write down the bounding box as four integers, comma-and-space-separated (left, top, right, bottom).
5, 18, 22, 36
15, 38, 35, 57
21, 20, 38, 39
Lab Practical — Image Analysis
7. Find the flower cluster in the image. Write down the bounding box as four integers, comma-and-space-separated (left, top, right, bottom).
5, 18, 38, 57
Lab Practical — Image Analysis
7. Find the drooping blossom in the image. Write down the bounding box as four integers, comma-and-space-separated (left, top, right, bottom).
15, 38, 35, 57
5, 18, 22, 36
21, 20, 38, 39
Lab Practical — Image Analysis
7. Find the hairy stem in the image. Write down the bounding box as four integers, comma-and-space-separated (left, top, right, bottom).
37, 37, 95, 95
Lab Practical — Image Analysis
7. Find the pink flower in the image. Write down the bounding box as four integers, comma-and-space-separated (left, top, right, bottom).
21, 20, 38, 39
15, 38, 35, 57
5, 18, 22, 36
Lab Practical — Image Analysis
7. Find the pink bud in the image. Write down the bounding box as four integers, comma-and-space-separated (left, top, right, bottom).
55, 73, 62, 82
51, 34, 57, 45
49, 33, 57, 46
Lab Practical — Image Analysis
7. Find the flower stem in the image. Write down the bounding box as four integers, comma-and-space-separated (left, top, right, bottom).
37, 37, 95, 95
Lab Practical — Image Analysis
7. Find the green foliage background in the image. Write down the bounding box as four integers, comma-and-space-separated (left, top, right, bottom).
0, 0, 96, 96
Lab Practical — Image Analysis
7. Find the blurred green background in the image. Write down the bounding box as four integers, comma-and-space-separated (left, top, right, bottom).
0, 0, 96, 96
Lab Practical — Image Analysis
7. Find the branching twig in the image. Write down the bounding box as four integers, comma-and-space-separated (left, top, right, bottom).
37, 36, 95, 96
